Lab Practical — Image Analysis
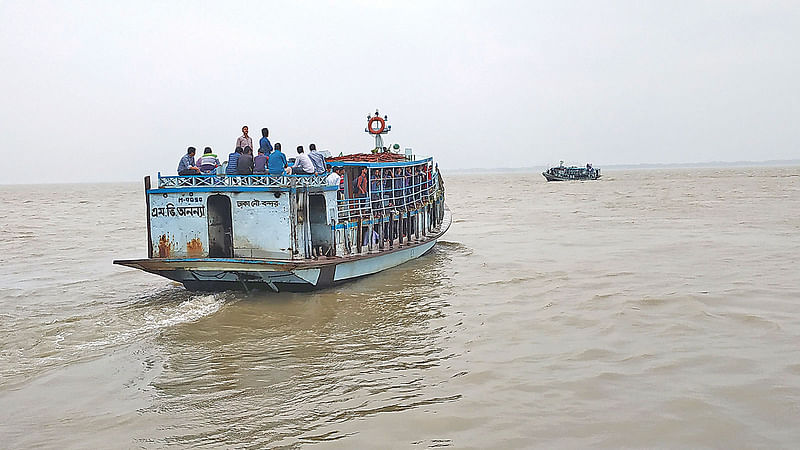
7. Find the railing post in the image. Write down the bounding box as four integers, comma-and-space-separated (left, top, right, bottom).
144, 176, 153, 258
357, 216, 363, 254
378, 214, 384, 250
368, 215, 374, 253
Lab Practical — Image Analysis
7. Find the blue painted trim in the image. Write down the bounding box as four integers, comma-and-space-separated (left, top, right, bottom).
163, 258, 288, 264
332, 208, 424, 229
333, 222, 360, 230
159, 174, 325, 180
149, 186, 292, 193
328, 157, 432, 168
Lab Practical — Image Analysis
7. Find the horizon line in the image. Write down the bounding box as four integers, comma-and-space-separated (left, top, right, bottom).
1, 159, 798, 186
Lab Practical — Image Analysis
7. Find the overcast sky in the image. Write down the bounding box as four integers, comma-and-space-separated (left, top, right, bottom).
1, 1, 798, 183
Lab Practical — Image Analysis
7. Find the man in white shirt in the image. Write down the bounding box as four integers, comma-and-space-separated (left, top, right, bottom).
291, 146, 315, 175
326, 166, 341, 186
326, 167, 343, 199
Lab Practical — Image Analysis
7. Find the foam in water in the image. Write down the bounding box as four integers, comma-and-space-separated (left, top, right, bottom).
78, 294, 227, 350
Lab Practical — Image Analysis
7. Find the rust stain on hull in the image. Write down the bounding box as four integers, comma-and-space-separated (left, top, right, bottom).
157, 234, 174, 258
186, 238, 204, 257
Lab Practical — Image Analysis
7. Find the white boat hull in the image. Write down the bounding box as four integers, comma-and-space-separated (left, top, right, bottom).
115, 210, 449, 292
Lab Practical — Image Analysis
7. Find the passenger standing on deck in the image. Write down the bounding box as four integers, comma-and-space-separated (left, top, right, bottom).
236, 126, 253, 152
237, 147, 254, 175
326, 167, 344, 200
355, 167, 368, 196
383, 169, 394, 208
177, 147, 200, 175
267, 143, 288, 175
292, 146, 315, 175
370, 169, 383, 212
394, 167, 406, 208
326, 165, 341, 186
404, 167, 414, 204
226, 147, 242, 175
259, 128, 273, 155
254, 148, 268, 175
308, 144, 326, 175
355, 167, 368, 206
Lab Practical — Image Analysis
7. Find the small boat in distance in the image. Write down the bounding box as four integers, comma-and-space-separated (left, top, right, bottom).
543, 161, 601, 181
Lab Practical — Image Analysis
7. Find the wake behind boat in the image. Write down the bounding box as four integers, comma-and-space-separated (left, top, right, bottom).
114, 111, 450, 292
543, 161, 601, 181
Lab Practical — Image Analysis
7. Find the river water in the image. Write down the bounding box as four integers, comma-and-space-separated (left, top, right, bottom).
1, 167, 799, 448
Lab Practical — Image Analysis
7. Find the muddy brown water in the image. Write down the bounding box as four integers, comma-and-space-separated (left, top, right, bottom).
1, 167, 799, 448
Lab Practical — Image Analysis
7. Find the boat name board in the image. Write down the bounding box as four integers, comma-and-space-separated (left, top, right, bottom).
236, 200, 280, 208
151, 204, 206, 218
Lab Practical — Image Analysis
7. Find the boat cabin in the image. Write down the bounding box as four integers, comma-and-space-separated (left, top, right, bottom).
145, 156, 444, 262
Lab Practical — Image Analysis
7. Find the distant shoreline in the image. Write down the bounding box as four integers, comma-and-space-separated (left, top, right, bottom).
446, 159, 800, 174
0, 160, 798, 186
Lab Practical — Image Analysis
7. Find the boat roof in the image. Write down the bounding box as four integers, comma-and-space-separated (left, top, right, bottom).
327, 154, 432, 168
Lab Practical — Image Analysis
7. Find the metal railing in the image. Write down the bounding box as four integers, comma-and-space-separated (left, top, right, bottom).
336, 171, 439, 221
158, 173, 329, 189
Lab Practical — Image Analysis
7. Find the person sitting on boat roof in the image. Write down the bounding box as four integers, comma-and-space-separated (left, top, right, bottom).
225, 146, 242, 175
268, 142, 288, 175
237, 146, 254, 175
291, 146, 315, 175
253, 147, 269, 175
308, 143, 327, 175
198, 147, 220, 174
177, 147, 201, 175
259, 128, 273, 155
236, 125, 253, 152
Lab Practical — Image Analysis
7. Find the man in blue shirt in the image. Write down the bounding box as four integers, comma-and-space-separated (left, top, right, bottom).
259, 128, 273, 154
267, 142, 288, 175
226, 147, 242, 175
177, 147, 200, 175
253, 148, 268, 174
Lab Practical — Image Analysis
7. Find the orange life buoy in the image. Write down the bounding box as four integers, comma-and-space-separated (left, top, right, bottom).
367, 116, 386, 134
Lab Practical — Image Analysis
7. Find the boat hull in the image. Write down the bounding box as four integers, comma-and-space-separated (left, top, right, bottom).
542, 171, 601, 181
114, 210, 450, 292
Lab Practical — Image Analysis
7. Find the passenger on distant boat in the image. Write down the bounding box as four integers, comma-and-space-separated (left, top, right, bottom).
291, 145, 315, 175
237, 146, 254, 175
236, 125, 253, 151
253, 148, 268, 175
198, 147, 220, 173
308, 143, 327, 175
226, 147, 242, 175
177, 147, 200, 175
268, 142, 287, 175
258, 128, 272, 154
